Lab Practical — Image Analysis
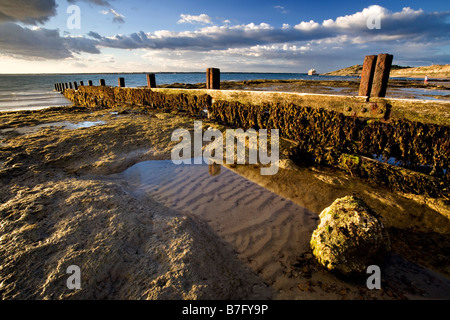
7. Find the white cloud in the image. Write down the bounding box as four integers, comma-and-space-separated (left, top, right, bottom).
274, 5, 288, 14
178, 14, 213, 25
87, 6, 450, 58
100, 8, 125, 23
323, 5, 389, 29
294, 20, 320, 31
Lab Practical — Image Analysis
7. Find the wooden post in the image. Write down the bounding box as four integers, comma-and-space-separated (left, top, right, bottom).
99, 79, 106, 86
69, 82, 73, 89
79, 81, 84, 86
118, 77, 125, 87
207, 68, 220, 89
358, 55, 377, 97
206, 68, 211, 89
73, 82, 78, 90
146, 74, 156, 88
371, 53, 393, 98
88, 80, 93, 86
65, 83, 69, 89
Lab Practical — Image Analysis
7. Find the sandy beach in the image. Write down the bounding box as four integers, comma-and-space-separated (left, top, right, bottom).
2, 0, 450, 307
1, 101, 449, 300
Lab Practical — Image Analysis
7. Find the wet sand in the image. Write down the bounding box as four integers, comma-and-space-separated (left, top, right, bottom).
0, 101, 449, 300
104, 158, 450, 300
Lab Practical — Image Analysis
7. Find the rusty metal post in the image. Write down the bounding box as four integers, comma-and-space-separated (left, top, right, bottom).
88, 80, 93, 86
99, 79, 106, 86
208, 68, 220, 89
358, 55, 377, 97
146, 74, 156, 88
371, 53, 393, 97
118, 77, 125, 87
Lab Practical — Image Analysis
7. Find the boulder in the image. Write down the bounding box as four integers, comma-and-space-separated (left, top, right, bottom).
310, 196, 390, 274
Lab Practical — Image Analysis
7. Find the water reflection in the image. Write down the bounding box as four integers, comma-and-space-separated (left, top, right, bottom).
208, 162, 221, 176
0, 120, 106, 135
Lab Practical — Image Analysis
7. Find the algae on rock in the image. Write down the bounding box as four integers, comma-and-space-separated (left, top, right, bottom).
310, 196, 391, 274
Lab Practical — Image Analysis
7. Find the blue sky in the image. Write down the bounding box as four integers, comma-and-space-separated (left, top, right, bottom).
0, 0, 449, 73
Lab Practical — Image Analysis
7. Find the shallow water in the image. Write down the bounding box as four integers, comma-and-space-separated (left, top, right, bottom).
116, 158, 313, 223
387, 87, 450, 100
106, 157, 450, 299
0, 120, 106, 135
0, 91, 72, 112
109, 158, 317, 289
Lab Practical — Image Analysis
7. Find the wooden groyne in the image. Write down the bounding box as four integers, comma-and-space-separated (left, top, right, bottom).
58, 64, 450, 199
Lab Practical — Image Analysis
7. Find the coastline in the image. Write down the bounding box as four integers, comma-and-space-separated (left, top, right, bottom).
1, 101, 449, 299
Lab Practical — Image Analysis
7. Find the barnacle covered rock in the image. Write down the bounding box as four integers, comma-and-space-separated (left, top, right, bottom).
310, 196, 390, 274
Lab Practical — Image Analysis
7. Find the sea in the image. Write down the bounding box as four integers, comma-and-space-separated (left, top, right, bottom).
0, 73, 358, 112
1, 72, 446, 113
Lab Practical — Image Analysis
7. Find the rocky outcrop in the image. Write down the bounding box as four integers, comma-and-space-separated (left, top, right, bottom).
310, 196, 390, 274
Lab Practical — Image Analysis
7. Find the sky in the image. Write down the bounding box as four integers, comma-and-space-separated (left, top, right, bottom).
0, 0, 449, 74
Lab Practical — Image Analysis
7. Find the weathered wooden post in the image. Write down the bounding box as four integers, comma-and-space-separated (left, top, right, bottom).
206, 68, 220, 89
371, 53, 393, 97
79, 81, 84, 86
65, 83, 69, 89
69, 82, 73, 89
146, 74, 156, 88
99, 79, 106, 86
358, 55, 377, 97
88, 80, 93, 86
206, 68, 211, 89
73, 82, 78, 90
118, 77, 125, 87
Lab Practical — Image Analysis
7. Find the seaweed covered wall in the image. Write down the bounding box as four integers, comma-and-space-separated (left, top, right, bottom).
63, 86, 450, 198
207, 100, 449, 197
64, 86, 211, 116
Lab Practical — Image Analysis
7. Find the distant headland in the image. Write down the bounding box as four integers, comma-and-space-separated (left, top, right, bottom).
325, 64, 450, 79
